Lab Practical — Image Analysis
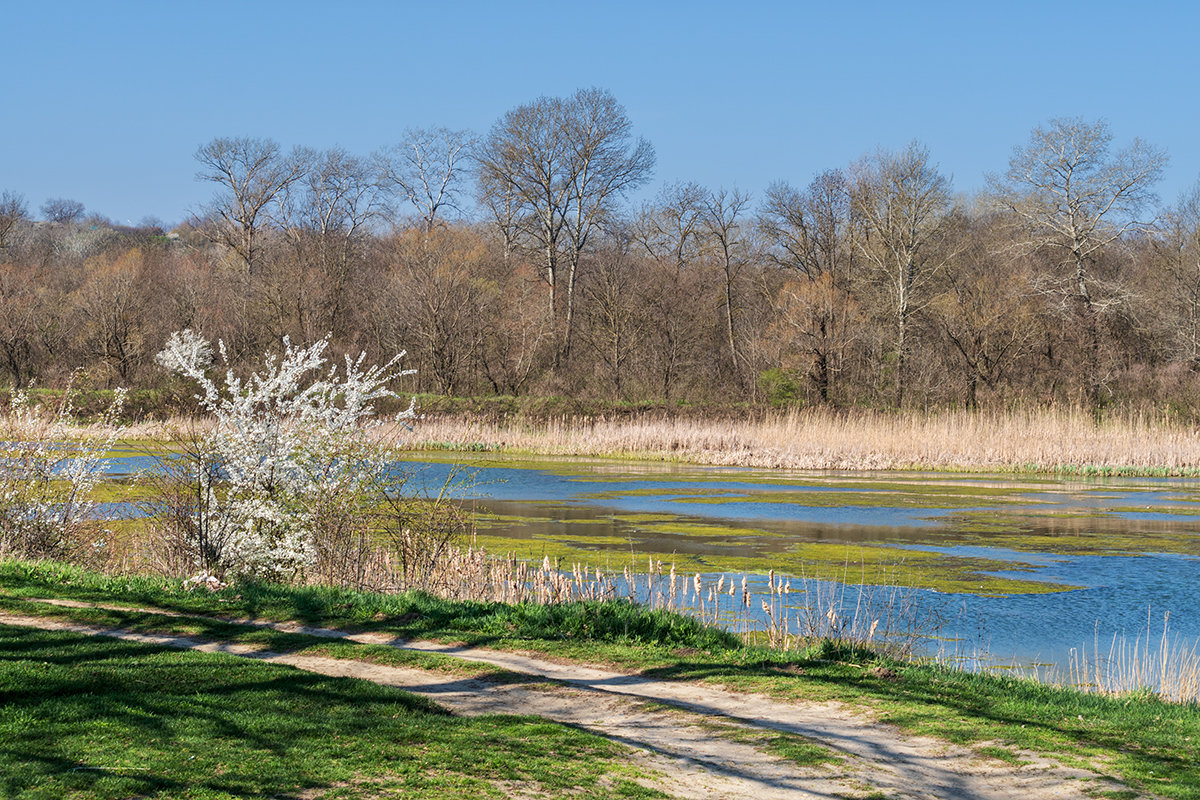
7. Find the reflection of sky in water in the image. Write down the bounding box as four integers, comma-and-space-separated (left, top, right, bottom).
394, 461, 955, 527
926, 552, 1200, 667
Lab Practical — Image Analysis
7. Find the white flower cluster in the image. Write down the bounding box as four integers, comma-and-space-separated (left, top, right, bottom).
0, 385, 123, 561
155, 330, 415, 581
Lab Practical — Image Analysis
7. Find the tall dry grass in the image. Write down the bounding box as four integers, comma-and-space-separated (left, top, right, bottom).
408, 407, 1200, 473
1061, 611, 1200, 705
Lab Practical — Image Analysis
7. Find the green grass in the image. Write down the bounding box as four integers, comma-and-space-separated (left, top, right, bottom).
3, 559, 1200, 799
0, 626, 664, 800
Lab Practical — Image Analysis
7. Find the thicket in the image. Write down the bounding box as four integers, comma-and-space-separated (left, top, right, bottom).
1, 107, 1198, 417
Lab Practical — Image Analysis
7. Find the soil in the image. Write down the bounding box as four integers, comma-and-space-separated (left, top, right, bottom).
0, 599, 1137, 800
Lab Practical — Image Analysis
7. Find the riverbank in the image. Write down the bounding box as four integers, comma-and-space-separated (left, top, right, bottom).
405, 407, 1200, 476
12, 387, 1200, 475
3, 559, 1198, 799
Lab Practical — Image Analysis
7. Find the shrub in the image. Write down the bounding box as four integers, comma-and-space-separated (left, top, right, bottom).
0, 385, 123, 564
149, 330, 418, 583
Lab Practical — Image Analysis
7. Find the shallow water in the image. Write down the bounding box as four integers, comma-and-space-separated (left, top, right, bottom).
103, 450, 1200, 671
392, 452, 1200, 670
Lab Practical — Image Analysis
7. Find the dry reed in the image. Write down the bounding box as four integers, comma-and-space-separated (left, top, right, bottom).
406, 407, 1200, 473
1062, 610, 1200, 705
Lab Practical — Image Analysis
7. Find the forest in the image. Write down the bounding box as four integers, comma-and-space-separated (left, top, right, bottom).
2, 87, 1198, 415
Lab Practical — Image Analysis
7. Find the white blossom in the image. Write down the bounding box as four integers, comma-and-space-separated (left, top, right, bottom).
0, 384, 124, 561
155, 331, 415, 580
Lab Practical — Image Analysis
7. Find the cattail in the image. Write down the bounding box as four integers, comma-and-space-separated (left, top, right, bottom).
717, 575, 725, 594
768, 569, 775, 594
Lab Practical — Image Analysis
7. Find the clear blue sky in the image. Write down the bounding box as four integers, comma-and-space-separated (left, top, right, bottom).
3, 0, 1197, 225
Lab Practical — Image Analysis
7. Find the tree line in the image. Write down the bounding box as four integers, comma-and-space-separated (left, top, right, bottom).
2, 88, 1199, 414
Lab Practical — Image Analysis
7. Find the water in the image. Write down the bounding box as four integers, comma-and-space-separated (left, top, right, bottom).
390, 453, 1200, 671
103, 450, 1200, 672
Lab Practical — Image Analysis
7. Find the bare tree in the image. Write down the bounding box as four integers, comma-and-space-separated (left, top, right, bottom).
377, 127, 474, 233
194, 137, 307, 274
41, 197, 85, 225
0, 262, 52, 383
582, 243, 645, 397
559, 88, 655, 360
851, 142, 953, 407
634, 182, 709, 399
477, 96, 570, 336
477, 88, 654, 364
929, 212, 1038, 408
0, 191, 28, 252
759, 170, 856, 402
1154, 180, 1200, 367
988, 118, 1166, 405
703, 187, 753, 384
276, 147, 382, 337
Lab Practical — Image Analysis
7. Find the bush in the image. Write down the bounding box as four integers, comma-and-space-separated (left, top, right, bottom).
759, 367, 801, 407
0, 385, 123, 564
149, 330, 418, 584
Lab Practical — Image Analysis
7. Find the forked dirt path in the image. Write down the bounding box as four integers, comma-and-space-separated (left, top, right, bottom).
1, 598, 1134, 800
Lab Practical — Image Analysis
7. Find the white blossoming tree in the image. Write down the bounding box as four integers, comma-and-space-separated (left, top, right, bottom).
153, 329, 416, 582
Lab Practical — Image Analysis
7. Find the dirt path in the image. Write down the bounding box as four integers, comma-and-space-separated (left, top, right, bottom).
1, 599, 1131, 800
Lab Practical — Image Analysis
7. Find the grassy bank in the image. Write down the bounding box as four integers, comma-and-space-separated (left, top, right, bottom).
3, 560, 1198, 800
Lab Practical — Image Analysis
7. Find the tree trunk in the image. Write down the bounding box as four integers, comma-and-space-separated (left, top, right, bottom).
1075, 255, 1101, 408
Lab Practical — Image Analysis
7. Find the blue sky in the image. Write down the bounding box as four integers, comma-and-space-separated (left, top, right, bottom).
3, 1, 1197, 225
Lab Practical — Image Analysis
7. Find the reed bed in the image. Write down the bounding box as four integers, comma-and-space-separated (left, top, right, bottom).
1058, 611, 1200, 705
50, 405, 1200, 474
302, 538, 939, 661
304, 536, 1200, 702
407, 407, 1200, 473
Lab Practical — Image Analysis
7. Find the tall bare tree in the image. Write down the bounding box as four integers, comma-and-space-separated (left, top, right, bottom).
194, 137, 307, 274
851, 142, 953, 407
929, 211, 1038, 408
1154, 180, 1200, 367
0, 191, 28, 252
276, 147, 382, 337
377, 127, 474, 233
41, 197, 85, 224
634, 182, 709, 398
582, 241, 645, 398
559, 88, 655, 360
988, 118, 1166, 405
703, 188, 753, 384
477, 88, 654, 364
760, 170, 856, 402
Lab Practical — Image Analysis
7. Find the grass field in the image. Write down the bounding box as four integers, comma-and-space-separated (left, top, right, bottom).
0, 624, 661, 799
